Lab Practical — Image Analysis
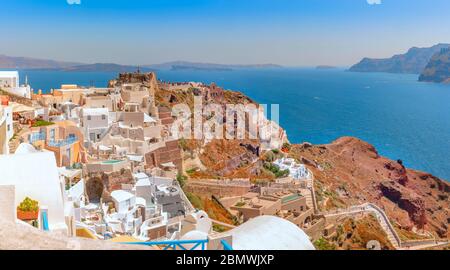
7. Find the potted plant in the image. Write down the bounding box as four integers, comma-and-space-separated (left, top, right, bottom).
17, 197, 39, 221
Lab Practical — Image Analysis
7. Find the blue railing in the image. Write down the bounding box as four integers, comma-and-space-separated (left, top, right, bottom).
29, 132, 46, 143
47, 136, 78, 147
41, 211, 49, 231
123, 239, 208, 250
220, 239, 233, 250
122, 239, 233, 251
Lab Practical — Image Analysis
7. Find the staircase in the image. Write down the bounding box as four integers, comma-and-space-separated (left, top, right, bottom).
302, 189, 314, 210
368, 206, 401, 249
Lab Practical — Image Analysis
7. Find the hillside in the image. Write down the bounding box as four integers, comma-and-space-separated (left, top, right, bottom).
288, 137, 449, 238
419, 48, 450, 83
349, 44, 450, 74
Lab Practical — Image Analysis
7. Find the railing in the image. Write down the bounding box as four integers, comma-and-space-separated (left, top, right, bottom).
123, 239, 208, 250
41, 211, 49, 231
122, 239, 233, 250
221, 239, 233, 250
366, 203, 402, 248
29, 132, 46, 143
47, 136, 78, 147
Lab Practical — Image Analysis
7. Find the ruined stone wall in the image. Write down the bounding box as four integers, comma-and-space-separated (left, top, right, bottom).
145, 140, 182, 171
304, 216, 326, 241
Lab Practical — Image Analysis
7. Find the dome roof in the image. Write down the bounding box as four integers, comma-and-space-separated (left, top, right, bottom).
14, 143, 38, 154
226, 215, 315, 250
181, 230, 208, 250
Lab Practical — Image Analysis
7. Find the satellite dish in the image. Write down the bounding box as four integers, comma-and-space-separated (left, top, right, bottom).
366, 240, 381, 250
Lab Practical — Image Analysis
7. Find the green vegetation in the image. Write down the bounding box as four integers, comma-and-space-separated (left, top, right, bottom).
263, 162, 289, 178
263, 151, 276, 162
32, 120, 54, 127
176, 174, 188, 189
17, 197, 39, 212
178, 138, 189, 151
185, 191, 203, 209
314, 237, 337, 250
282, 143, 292, 152
234, 201, 246, 207
185, 168, 197, 175
213, 224, 227, 233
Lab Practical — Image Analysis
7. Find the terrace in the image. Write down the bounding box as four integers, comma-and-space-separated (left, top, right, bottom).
47, 135, 78, 147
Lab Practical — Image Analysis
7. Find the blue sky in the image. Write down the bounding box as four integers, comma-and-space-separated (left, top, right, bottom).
1, 0, 449, 66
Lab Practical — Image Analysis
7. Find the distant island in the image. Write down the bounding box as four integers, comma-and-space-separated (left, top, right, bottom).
32, 63, 155, 73
419, 48, 450, 83
349, 43, 450, 74
0, 54, 82, 70
145, 61, 283, 71
170, 65, 233, 72
316, 65, 337, 70
0, 54, 282, 72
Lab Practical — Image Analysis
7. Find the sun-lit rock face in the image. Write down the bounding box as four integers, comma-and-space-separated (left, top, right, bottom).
289, 136, 450, 238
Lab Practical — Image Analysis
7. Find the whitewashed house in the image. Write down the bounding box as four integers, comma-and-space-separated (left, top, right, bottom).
0, 71, 32, 98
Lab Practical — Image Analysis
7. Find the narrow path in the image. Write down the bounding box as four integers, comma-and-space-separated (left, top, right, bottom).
322, 203, 448, 250
211, 219, 236, 229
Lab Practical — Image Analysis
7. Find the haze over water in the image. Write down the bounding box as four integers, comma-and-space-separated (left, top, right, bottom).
15, 68, 450, 181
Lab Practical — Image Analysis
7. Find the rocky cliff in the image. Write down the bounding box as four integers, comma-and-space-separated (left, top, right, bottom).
289, 137, 449, 238
419, 47, 450, 83
349, 44, 450, 74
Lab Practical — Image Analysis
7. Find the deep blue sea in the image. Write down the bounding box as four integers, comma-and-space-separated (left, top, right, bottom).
9, 68, 450, 181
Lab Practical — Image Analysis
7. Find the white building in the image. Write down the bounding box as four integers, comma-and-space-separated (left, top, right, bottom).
81, 108, 110, 142
111, 190, 136, 214
0, 71, 32, 99
134, 173, 155, 206
273, 158, 311, 180
0, 71, 19, 88
0, 144, 67, 232
222, 215, 315, 250
0, 104, 13, 154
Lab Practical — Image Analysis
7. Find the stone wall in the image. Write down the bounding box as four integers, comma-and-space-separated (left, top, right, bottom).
145, 139, 182, 171
185, 180, 251, 198
0, 90, 34, 107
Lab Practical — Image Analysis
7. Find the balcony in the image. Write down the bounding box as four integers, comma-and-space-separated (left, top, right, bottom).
47, 136, 78, 147
29, 132, 46, 144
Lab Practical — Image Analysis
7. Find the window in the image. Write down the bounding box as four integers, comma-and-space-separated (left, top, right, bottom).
102, 114, 106, 120
50, 129, 55, 141
87, 115, 92, 121
7, 124, 10, 131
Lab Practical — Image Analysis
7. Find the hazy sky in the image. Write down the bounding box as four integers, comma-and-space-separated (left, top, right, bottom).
1, 0, 449, 66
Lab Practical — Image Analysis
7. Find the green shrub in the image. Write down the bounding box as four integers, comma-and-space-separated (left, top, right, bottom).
314, 237, 337, 250
235, 201, 246, 207
32, 120, 54, 127
263, 162, 289, 178
186, 192, 203, 209
176, 174, 187, 188
17, 197, 39, 212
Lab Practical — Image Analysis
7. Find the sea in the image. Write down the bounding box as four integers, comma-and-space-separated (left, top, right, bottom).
9, 68, 450, 181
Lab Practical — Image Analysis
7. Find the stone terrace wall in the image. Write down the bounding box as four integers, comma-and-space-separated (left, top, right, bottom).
185, 179, 252, 198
